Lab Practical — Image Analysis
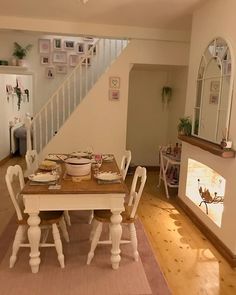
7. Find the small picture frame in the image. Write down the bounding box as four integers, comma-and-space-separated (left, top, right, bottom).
39, 39, 51, 54
56, 65, 67, 74
64, 40, 75, 50
82, 57, 91, 66
83, 36, 94, 42
46, 67, 55, 79
210, 81, 220, 92
109, 89, 120, 101
87, 44, 97, 55
40, 55, 50, 65
53, 38, 62, 50
69, 55, 79, 67
77, 43, 85, 54
109, 76, 120, 89
52, 51, 67, 63
209, 94, 219, 104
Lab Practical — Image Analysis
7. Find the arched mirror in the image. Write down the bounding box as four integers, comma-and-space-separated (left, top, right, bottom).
193, 37, 233, 143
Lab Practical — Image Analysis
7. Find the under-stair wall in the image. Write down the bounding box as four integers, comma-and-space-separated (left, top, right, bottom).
30, 38, 128, 155
42, 39, 190, 163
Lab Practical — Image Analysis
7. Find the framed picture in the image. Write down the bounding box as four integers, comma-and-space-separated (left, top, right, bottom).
210, 81, 220, 92
52, 51, 67, 63
56, 65, 67, 74
83, 36, 94, 42
82, 57, 91, 66
40, 55, 50, 65
39, 39, 51, 54
109, 89, 120, 101
64, 40, 75, 50
53, 38, 62, 50
209, 94, 219, 104
109, 76, 120, 89
77, 43, 85, 54
46, 67, 55, 79
69, 55, 79, 67
87, 44, 97, 55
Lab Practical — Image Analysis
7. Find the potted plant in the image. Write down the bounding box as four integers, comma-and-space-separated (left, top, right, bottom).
12, 42, 32, 66
162, 86, 172, 105
178, 116, 192, 136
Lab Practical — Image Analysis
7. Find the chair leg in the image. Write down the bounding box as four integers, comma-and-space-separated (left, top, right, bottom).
52, 223, 65, 268
129, 223, 139, 261
87, 222, 103, 265
89, 218, 99, 241
63, 210, 71, 226
59, 217, 70, 242
88, 210, 94, 224
10, 225, 27, 268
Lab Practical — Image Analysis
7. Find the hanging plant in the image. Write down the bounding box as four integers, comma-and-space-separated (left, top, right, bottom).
14, 79, 22, 110
162, 86, 172, 104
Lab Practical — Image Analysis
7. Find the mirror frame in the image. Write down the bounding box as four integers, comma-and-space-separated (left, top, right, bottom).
193, 37, 234, 144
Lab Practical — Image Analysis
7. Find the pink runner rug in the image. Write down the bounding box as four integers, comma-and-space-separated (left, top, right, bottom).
0, 211, 171, 295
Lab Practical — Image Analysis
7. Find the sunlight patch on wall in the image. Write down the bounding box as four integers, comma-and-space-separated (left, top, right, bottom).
186, 159, 225, 227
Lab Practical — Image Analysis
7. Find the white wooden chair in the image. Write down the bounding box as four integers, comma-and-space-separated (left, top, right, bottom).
5, 165, 69, 269
120, 150, 132, 180
87, 166, 147, 265
25, 149, 39, 177
25, 150, 71, 226
88, 150, 132, 225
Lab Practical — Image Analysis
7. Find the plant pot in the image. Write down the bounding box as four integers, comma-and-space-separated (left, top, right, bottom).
17, 59, 27, 67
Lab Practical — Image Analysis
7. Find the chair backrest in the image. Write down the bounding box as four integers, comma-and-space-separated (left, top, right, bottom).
120, 150, 132, 180
25, 149, 39, 175
128, 166, 147, 219
5, 165, 25, 221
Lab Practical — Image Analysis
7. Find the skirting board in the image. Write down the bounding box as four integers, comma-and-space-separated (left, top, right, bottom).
0, 155, 11, 166
176, 197, 236, 268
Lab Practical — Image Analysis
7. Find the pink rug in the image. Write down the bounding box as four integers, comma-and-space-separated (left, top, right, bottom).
0, 211, 171, 295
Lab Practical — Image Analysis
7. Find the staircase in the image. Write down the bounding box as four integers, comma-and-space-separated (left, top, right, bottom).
28, 38, 129, 155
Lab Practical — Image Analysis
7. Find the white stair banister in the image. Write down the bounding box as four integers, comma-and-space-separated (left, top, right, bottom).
29, 38, 129, 155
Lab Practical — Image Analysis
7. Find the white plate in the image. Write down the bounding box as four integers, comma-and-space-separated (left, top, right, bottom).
102, 155, 114, 162
46, 154, 67, 161
28, 173, 58, 183
95, 172, 121, 181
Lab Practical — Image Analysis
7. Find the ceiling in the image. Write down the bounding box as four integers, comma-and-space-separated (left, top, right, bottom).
0, 0, 208, 31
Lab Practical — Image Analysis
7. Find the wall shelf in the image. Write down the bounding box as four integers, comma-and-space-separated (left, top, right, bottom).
0, 65, 28, 71
178, 135, 235, 158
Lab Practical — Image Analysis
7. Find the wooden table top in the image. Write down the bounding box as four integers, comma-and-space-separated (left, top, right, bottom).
22, 159, 129, 195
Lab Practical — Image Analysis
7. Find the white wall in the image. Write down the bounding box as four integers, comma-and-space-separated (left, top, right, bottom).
167, 67, 188, 143
0, 31, 95, 113
43, 39, 189, 164
0, 16, 190, 43
179, 0, 236, 254
126, 66, 187, 166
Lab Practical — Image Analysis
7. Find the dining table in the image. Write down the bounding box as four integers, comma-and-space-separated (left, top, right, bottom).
21, 155, 129, 274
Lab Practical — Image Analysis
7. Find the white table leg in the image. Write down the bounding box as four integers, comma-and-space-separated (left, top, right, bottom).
27, 213, 41, 274
110, 210, 122, 270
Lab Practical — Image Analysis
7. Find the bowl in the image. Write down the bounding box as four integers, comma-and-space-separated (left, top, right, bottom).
65, 157, 91, 176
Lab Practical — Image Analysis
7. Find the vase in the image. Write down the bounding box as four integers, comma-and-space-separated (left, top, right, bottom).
17, 59, 26, 67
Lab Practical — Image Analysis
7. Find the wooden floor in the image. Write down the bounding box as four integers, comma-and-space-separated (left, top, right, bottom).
1, 157, 236, 295
130, 171, 236, 295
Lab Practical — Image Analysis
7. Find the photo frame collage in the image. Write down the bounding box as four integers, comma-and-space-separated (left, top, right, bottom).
38, 38, 96, 79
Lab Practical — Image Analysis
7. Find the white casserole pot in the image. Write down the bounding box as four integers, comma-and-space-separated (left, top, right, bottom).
65, 158, 91, 176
